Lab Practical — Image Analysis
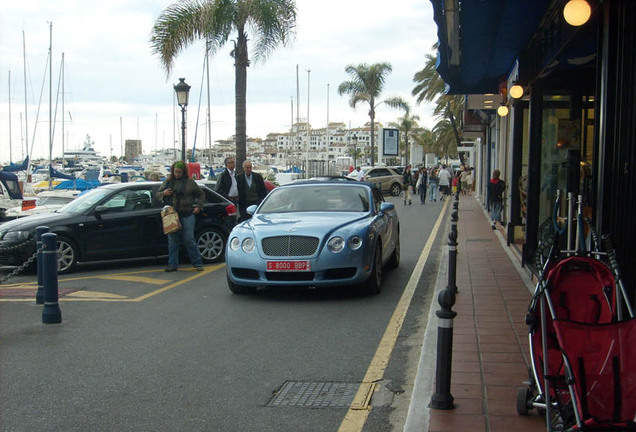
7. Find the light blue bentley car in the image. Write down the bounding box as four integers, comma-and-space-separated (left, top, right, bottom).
225, 180, 400, 295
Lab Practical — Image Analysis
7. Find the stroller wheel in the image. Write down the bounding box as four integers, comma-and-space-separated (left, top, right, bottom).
517, 386, 531, 416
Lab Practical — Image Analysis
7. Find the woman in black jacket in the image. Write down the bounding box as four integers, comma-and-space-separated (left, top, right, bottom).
157, 161, 205, 272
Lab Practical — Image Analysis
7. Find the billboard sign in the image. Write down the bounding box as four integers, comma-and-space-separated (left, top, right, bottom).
382, 128, 399, 156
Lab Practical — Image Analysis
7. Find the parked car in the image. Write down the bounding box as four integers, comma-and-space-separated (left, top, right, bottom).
347, 166, 404, 196
225, 180, 400, 295
0, 182, 237, 274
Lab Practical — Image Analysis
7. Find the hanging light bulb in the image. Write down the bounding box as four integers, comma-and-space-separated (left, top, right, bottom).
563, 0, 591, 26
497, 104, 509, 117
509, 84, 524, 99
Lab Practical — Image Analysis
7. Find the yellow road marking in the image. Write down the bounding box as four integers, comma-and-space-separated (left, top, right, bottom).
66, 291, 128, 299
129, 264, 222, 302
0, 264, 224, 302
0, 283, 37, 289
95, 275, 169, 285
338, 199, 450, 432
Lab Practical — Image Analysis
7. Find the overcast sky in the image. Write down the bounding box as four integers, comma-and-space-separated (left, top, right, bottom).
0, 0, 438, 163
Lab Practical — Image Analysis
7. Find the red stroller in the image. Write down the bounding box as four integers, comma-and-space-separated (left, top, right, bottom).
517, 192, 636, 431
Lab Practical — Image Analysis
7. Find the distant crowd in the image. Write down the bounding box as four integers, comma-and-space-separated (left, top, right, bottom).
355, 163, 475, 205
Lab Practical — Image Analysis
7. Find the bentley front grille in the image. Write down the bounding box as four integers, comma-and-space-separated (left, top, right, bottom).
261, 235, 319, 257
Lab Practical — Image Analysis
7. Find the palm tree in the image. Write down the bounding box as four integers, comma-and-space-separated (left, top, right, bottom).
411, 127, 436, 156
338, 62, 407, 166
432, 119, 458, 162
150, 0, 297, 170
412, 47, 465, 162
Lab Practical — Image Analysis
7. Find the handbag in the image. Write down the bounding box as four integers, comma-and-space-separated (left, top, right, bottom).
161, 205, 182, 234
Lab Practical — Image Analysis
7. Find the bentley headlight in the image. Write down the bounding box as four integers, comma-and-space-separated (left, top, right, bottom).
348, 235, 363, 250
230, 237, 241, 251
3, 230, 31, 243
241, 237, 255, 253
327, 236, 345, 253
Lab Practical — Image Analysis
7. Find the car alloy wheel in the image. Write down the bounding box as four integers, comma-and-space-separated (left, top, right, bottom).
196, 228, 225, 263
56, 235, 78, 274
390, 183, 402, 196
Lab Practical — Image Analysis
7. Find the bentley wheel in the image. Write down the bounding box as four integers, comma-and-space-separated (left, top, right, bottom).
387, 234, 400, 269
364, 243, 382, 295
227, 274, 256, 294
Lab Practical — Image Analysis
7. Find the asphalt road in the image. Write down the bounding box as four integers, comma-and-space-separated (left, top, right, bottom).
0, 194, 450, 432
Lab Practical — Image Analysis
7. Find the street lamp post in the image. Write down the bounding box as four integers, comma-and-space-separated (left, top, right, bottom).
352, 134, 358, 168
174, 78, 191, 161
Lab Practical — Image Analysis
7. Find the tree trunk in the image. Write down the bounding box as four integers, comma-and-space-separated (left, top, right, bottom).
369, 103, 375, 167
234, 31, 249, 174
447, 102, 462, 165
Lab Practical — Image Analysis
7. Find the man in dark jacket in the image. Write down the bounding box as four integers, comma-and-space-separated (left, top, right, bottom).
215, 157, 239, 204
236, 160, 268, 222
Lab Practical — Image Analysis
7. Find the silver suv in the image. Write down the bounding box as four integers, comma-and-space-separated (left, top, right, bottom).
349, 166, 404, 196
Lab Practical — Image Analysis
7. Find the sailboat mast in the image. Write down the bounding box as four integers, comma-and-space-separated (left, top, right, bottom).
22, 31, 29, 165
61, 52, 65, 169
295, 64, 299, 166
48, 22, 53, 190
206, 47, 212, 171
8, 71, 12, 163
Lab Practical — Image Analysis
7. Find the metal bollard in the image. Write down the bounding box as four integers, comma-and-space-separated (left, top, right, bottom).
35, 226, 49, 304
41, 233, 62, 324
449, 192, 459, 294
448, 218, 458, 294
430, 193, 460, 410
430, 278, 457, 409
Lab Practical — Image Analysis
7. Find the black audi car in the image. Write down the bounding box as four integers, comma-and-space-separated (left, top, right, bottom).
0, 181, 237, 273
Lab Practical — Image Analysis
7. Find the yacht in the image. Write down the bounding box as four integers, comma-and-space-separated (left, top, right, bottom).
63, 134, 105, 165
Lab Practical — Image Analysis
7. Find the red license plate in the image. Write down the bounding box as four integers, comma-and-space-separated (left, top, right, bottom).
266, 260, 311, 271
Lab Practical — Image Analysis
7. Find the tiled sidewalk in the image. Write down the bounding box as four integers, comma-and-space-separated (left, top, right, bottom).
427, 195, 546, 432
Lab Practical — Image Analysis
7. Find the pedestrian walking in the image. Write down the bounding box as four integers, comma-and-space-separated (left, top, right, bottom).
429, 168, 439, 202
465, 168, 474, 195
438, 164, 452, 200
402, 164, 413, 205
354, 166, 365, 181
416, 167, 428, 204
488, 169, 506, 230
157, 161, 205, 272
460, 166, 469, 195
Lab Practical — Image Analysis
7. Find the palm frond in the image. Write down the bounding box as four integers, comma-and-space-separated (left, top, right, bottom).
247, 0, 297, 62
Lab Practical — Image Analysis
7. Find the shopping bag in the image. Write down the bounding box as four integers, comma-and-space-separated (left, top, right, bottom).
161, 205, 182, 234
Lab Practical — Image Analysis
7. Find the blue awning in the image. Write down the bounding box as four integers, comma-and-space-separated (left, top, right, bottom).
430, 0, 551, 94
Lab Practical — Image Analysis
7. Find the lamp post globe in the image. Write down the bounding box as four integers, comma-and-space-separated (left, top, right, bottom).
174, 78, 191, 161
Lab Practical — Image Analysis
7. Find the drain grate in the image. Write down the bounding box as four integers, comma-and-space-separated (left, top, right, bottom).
268, 381, 361, 408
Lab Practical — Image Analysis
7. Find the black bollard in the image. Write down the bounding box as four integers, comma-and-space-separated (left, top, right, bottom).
448, 215, 458, 294
35, 226, 49, 304
449, 192, 459, 293
430, 283, 457, 409
41, 233, 62, 324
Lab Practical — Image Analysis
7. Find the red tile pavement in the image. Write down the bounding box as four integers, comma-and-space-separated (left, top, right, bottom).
427, 194, 546, 432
